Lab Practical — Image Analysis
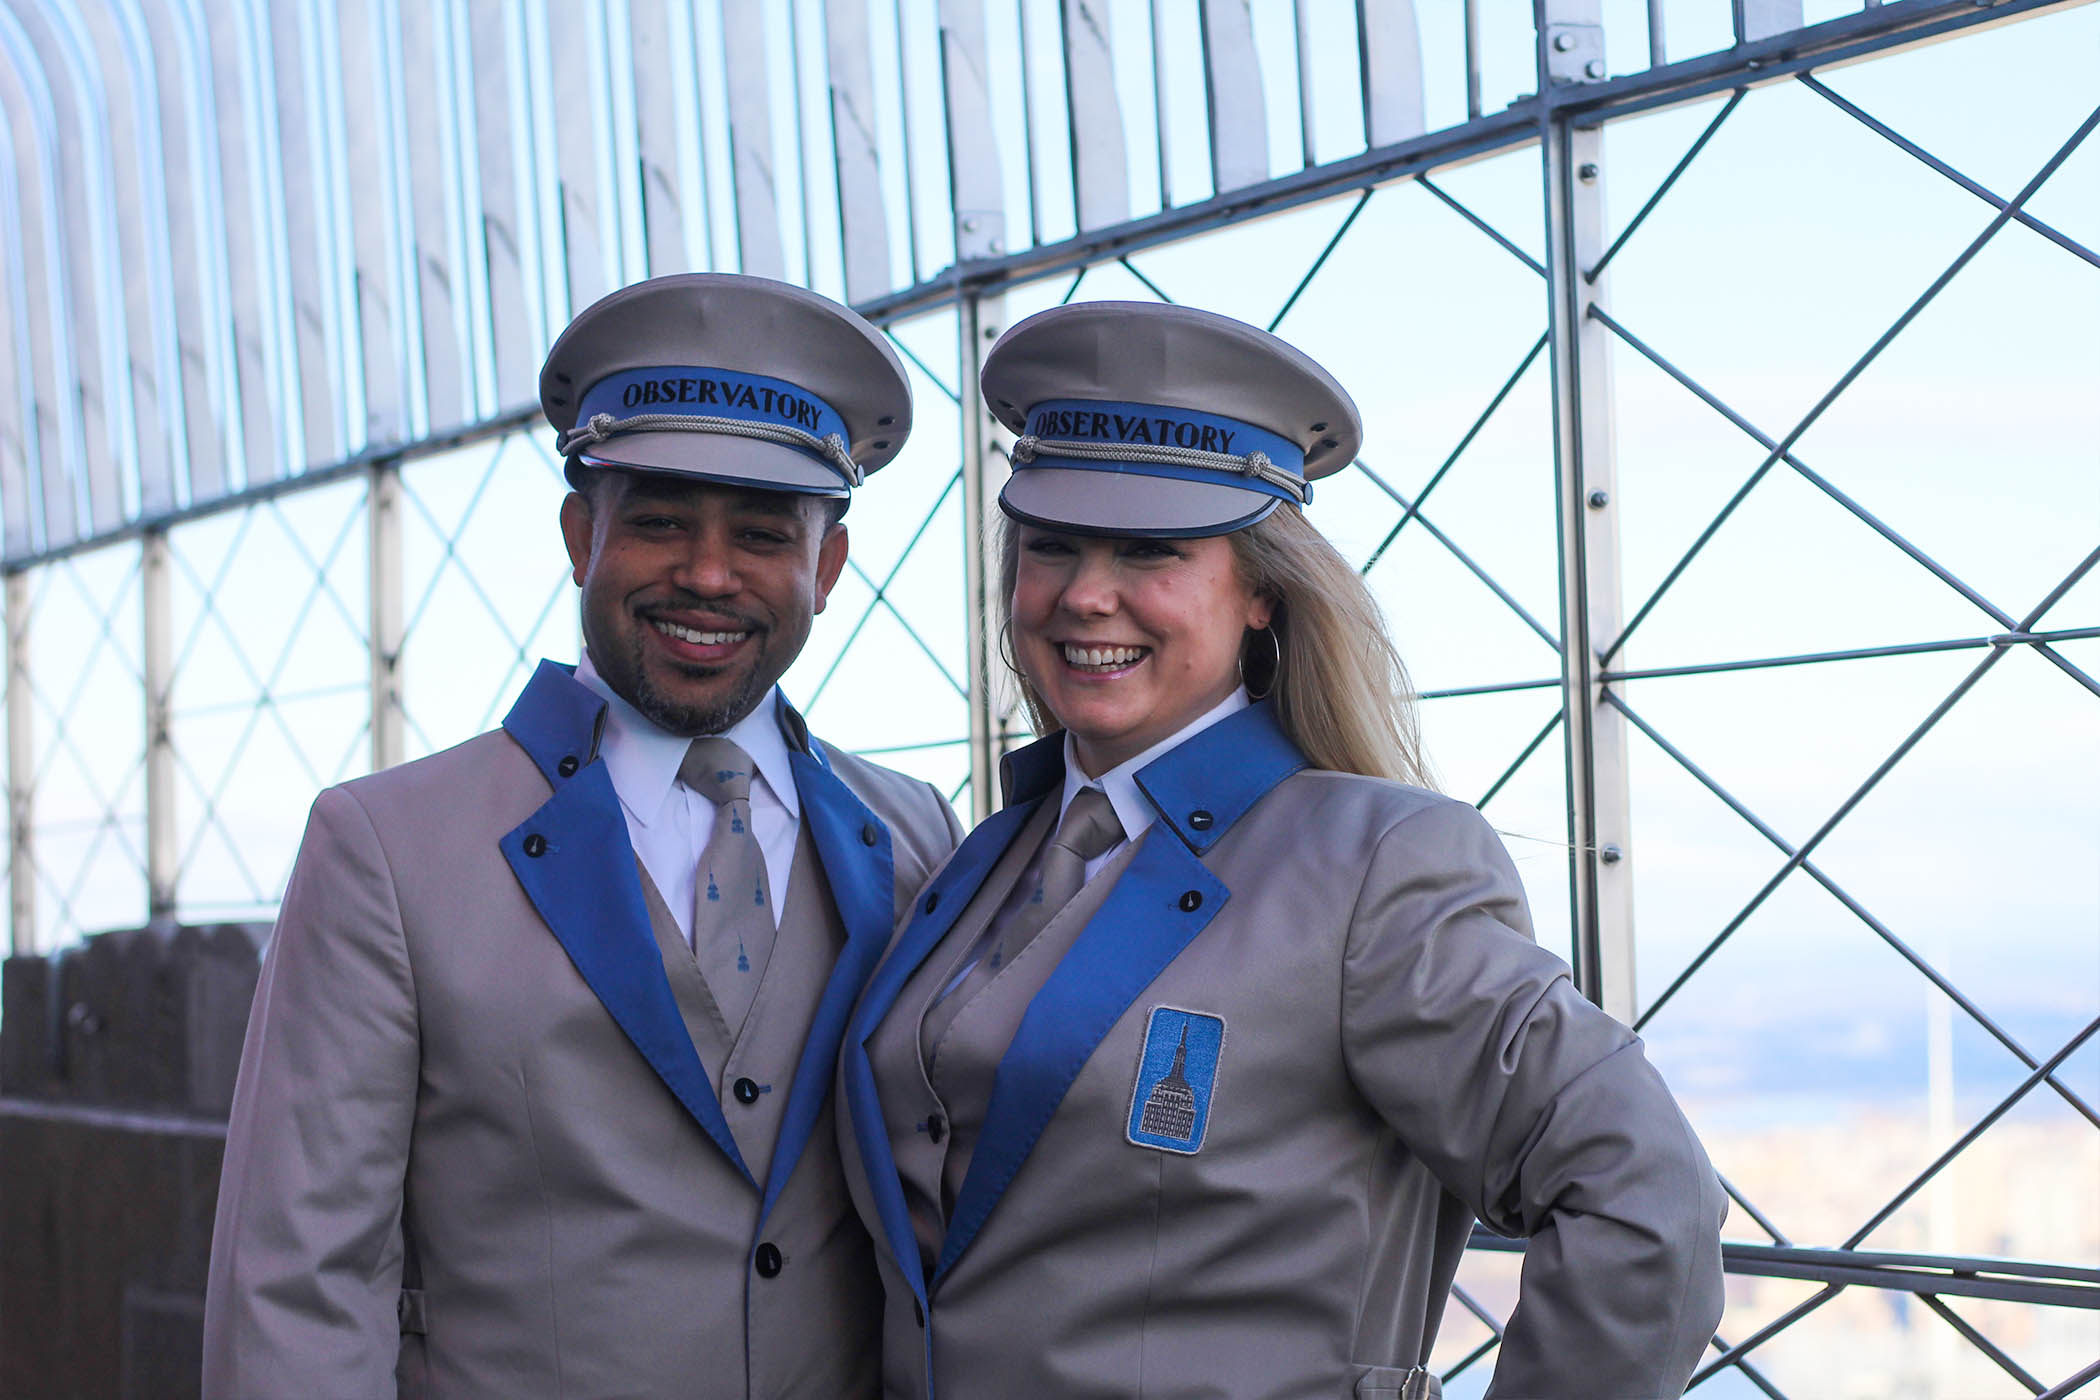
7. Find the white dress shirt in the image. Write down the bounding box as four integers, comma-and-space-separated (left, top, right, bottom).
1058, 687, 1251, 883
574, 651, 802, 944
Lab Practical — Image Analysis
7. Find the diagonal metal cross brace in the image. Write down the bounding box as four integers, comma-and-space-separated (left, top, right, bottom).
1842, 1013, 2100, 1254
1687, 1285, 1843, 1389
839, 554, 969, 698
1600, 100, 2100, 670
1360, 333, 1551, 576
1590, 305, 2100, 700
1587, 91, 1747, 284
399, 444, 535, 649
1610, 688, 2100, 1128
1914, 1293, 2047, 1394
465, 575, 575, 738
1353, 458, 1563, 654
1799, 73, 2100, 273
806, 466, 965, 710
1629, 549, 2100, 1050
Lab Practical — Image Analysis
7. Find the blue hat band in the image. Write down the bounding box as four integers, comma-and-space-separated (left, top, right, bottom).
1015, 399, 1307, 503
568, 366, 856, 481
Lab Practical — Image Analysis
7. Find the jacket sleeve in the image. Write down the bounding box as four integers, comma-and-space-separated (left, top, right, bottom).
203, 785, 419, 1399
1338, 798, 1726, 1400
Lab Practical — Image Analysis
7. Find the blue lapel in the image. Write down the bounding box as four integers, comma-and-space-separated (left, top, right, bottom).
934, 704, 1306, 1285
758, 715, 898, 1224
499, 661, 755, 1186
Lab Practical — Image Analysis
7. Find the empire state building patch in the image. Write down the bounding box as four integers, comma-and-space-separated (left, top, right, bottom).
1125, 1007, 1226, 1155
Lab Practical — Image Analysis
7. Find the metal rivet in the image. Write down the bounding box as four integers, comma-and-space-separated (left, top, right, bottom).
1553, 31, 1576, 51
924, 891, 940, 915
1600, 844, 1624, 865
1178, 890, 1202, 913
1588, 489, 1609, 509
877, 416, 895, 427
1188, 810, 1214, 831
861, 823, 879, 846
522, 833, 547, 858
556, 755, 579, 777
984, 326, 999, 341
1584, 59, 1606, 79
1578, 162, 1600, 183
1309, 421, 1327, 433
961, 216, 979, 232
1319, 438, 1338, 451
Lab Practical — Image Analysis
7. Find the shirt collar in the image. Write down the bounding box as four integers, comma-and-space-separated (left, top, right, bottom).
574, 649, 802, 825
1059, 687, 1251, 842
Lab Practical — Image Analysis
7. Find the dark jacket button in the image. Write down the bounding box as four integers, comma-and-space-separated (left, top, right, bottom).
923, 891, 940, 915
557, 755, 580, 777
522, 833, 547, 858
926, 1114, 947, 1145
861, 822, 879, 846
754, 1242, 783, 1277
733, 1077, 760, 1105
1188, 809, 1214, 831
1178, 890, 1202, 912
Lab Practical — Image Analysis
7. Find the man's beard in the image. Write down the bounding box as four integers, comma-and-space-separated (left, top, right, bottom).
612, 627, 771, 737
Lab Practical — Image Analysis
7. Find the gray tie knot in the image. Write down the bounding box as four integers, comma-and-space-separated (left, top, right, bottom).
679, 737, 755, 806
1054, 787, 1125, 864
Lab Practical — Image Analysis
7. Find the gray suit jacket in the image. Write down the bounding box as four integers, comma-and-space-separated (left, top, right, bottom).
840, 702, 1725, 1400
204, 661, 961, 1399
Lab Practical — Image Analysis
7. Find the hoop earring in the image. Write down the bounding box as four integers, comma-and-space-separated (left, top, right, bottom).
997, 619, 1020, 675
1242, 624, 1281, 701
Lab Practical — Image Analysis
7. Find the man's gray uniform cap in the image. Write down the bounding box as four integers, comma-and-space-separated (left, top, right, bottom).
981, 301, 1362, 537
540, 273, 912, 497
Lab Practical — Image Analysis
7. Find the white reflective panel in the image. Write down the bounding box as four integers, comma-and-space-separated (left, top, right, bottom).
938, 0, 1004, 259
202, 0, 284, 485
0, 13, 73, 549
721, 0, 787, 279
1198, 0, 1268, 193
337, 0, 409, 445
544, 0, 617, 314
17, 1, 125, 534
1063, 0, 1128, 231
74, 0, 183, 516
469, 0, 543, 407
1357, 0, 1425, 148
399, 0, 473, 431
138, 0, 232, 502
630, 0, 695, 276
271, 0, 347, 467
825, 0, 892, 302
0, 131, 35, 553
1735, 0, 1804, 44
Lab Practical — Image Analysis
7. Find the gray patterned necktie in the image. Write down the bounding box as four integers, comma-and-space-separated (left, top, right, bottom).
679, 737, 774, 1036
930, 787, 1125, 1027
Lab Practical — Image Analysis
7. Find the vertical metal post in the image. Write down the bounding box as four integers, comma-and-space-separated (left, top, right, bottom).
1538, 3, 1636, 1021
958, 291, 1008, 822
369, 458, 405, 773
143, 530, 178, 919
7, 570, 34, 954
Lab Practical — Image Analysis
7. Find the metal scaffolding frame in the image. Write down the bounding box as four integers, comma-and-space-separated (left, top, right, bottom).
0, 1, 2094, 1392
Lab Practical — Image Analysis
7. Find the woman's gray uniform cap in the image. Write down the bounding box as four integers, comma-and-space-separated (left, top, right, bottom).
539, 272, 912, 503
982, 301, 1362, 538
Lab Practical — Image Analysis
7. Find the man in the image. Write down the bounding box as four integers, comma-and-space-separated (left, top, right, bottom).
204, 274, 963, 1398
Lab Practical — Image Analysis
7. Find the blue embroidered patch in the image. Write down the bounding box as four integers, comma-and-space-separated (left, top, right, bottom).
1125, 1006, 1225, 1155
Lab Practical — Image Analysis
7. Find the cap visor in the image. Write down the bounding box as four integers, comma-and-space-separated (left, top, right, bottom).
578, 431, 849, 496
999, 467, 1280, 538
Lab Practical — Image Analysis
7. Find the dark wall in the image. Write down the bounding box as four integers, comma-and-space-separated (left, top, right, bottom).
1, 923, 263, 1400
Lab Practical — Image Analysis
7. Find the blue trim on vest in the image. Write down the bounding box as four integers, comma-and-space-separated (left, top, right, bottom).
500, 763, 755, 1187
577, 365, 847, 466
933, 833, 1227, 1283
842, 796, 1043, 1302
760, 739, 895, 1224
1136, 701, 1306, 855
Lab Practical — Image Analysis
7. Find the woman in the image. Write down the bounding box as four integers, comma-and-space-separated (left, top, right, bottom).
838, 302, 1725, 1399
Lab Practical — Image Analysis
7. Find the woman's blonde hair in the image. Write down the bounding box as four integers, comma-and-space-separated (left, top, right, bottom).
997, 505, 1434, 786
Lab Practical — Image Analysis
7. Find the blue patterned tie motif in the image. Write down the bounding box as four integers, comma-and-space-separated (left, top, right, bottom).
678, 737, 775, 1035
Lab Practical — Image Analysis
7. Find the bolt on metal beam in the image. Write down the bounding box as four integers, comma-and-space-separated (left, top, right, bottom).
143, 529, 176, 917
369, 460, 404, 773
7, 569, 34, 953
